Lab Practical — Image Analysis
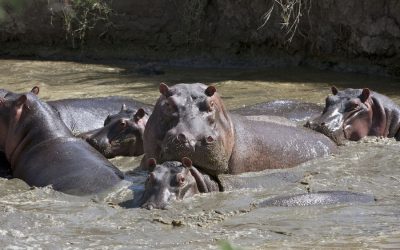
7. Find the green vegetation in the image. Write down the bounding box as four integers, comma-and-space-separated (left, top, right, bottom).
0, 0, 26, 21
174, 0, 208, 48
259, 0, 312, 43
219, 240, 243, 250
49, 0, 113, 49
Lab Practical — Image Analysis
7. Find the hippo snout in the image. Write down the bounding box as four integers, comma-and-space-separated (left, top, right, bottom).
305, 119, 324, 130
141, 200, 169, 210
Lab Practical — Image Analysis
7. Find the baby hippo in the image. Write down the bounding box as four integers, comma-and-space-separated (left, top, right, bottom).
79, 106, 149, 158
140, 158, 219, 210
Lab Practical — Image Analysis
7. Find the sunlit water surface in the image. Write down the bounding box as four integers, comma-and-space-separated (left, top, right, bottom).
0, 59, 399, 249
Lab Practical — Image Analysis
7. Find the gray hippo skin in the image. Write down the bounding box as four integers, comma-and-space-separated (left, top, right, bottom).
0, 90, 124, 195
140, 158, 219, 210
142, 83, 336, 176
49, 96, 152, 134
306, 86, 400, 144
259, 191, 375, 207
140, 158, 374, 209
232, 100, 323, 123
0, 86, 152, 134
78, 107, 149, 158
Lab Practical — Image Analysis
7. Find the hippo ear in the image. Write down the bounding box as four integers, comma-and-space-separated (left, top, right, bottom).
205, 86, 216, 97
188, 166, 209, 193
16, 94, 27, 107
331, 86, 338, 95
159, 82, 171, 97
120, 104, 127, 111
359, 88, 370, 103
147, 158, 157, 168
181, 157, 192, 168
134, 108, 145, 120
31, 86, 40, 95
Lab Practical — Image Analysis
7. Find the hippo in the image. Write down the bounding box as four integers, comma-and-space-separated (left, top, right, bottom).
142, 83, 336, 176
0, 90, 124, 195
232, 100, 323, 123
103, 104, 140, 126
49, 97, 151, 134
78, 108, 149, 158
305, 86, 400, 144
140, 158, 374, 209
258, 191, 375, 207
1, 87, 152, 134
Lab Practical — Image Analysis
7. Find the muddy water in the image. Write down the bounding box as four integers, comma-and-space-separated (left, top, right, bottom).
0, 59, 400, 249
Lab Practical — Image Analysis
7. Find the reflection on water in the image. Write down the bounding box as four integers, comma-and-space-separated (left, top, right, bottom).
0, 59, 399, 249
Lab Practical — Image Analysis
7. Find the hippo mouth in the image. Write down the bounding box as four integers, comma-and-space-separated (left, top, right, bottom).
86, 134, 137, 158
310, 124, 345, 145
140, 189, 176, 210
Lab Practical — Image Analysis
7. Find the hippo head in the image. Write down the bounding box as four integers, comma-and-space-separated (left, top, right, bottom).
103, 104, 137, 126
0, 87, 68, 163
144, 83, 234, 175
81, 108, 148, 158
306, 87, 377, 144
0, 87, 40, 151
140, 157, 211, 210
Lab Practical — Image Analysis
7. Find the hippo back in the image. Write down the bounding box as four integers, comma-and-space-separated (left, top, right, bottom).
229, 114, 336, 174
49, 96, 152, 134
3, 93, 124, 196
13, 138, 123, 195
232, 100, 323, 123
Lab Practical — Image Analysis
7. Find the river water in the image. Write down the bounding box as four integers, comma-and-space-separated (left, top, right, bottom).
0, 59, 399, 249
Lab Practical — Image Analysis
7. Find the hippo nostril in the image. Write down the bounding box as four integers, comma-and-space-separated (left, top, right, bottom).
206, 136, 214, 143
177, 133, 187, 142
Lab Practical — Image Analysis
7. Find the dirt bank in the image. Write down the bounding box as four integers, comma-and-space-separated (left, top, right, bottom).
0, 0, 399, 76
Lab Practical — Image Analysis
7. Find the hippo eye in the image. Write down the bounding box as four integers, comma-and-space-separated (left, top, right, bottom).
346, 102, 359, 111
163, 100, 177, 115
146, 173, 155, 185
176, 173, 185, 186
119, 120, 127, 129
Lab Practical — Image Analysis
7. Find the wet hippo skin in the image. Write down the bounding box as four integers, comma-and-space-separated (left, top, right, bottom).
48, 96, 152, 134
259, 191, 375, 207
1, 86, 152, 134
306, 87, 400, 144
232, 100, 323, 123
0, 90, 124, 195
78, 107, 149, 158
142, 83, 337, 176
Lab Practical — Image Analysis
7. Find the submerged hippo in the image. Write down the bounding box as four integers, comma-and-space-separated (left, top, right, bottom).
306, 87, 400, 144
8, 86, 152, 134
232, 100, 323, 123
142, 83, 336, 175
0, 90, 124, 195
259, 191, 375, 207
140, 158, 374, 209
49, 97, 151, 134
78, 107, 149, 158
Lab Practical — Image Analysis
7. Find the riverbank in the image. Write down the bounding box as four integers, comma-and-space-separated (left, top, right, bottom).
0, 0, 399, 77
